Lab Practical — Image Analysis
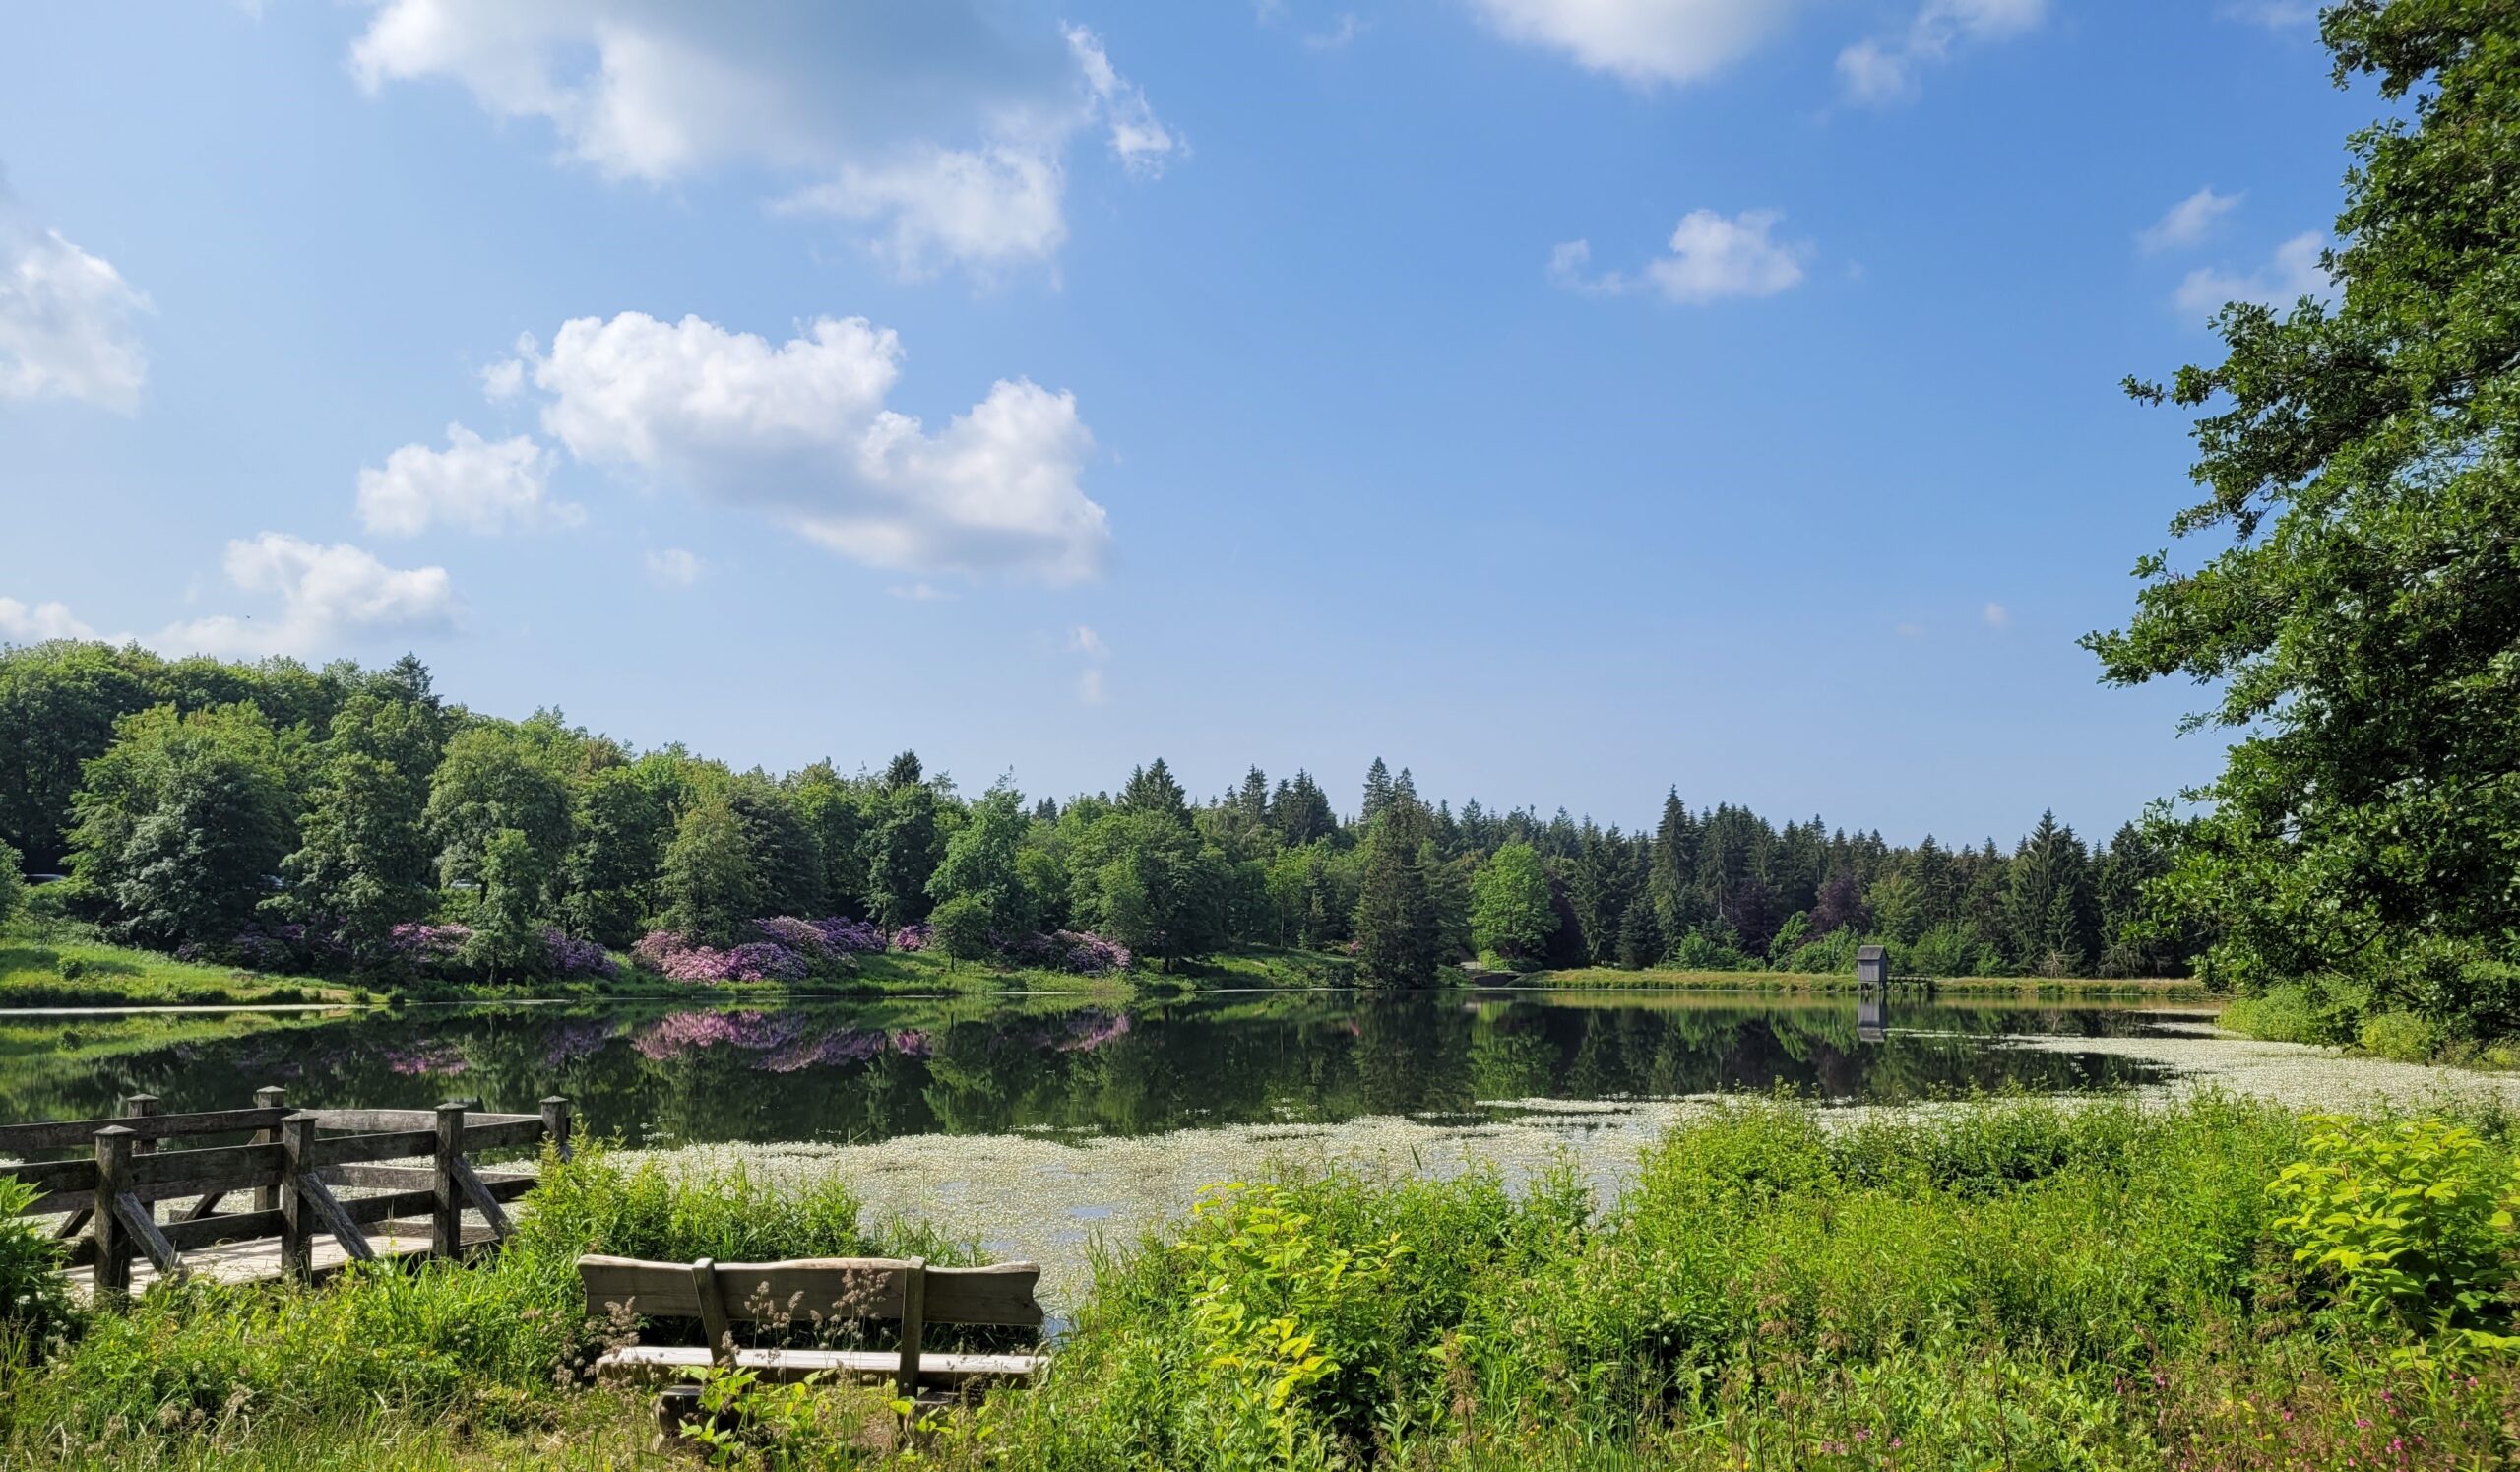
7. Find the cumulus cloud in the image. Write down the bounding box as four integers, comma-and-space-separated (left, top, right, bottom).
159, 534, 457, 658
348, 1, 1179, 278
6, 537, 454, 658
1464, 0, 1795, 86
0, 597, 103, 643
0, 184, 150, 413
1549, 210, 1809, 304
356, 422, 580, 536
2139, 187, 2242, 254
2175, 231, 2332, 315
1837, 0, 2046, 105
645, 548, 703, 588
497, 311, 1110, 584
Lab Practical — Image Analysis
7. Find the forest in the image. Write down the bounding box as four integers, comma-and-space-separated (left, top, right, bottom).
0, 639, 2188, 989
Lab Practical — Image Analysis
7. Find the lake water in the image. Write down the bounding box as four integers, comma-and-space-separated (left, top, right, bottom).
0, 990, 2199, 1146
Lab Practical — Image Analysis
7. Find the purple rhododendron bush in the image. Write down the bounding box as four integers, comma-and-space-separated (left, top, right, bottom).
626, 915, 1132, 984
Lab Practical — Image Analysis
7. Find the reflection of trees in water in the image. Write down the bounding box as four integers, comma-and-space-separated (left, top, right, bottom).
0, 994, 2177, 1145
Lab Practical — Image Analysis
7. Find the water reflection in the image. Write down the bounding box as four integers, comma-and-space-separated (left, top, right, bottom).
0, 990, 2182, 1147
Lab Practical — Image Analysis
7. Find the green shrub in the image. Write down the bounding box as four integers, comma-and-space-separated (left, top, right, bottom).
2359, 1010, 2439, 1062
2221, 983, 2346, 1044
2267, 1114, 2520, 1337
0, 1177, 77, 1349
51, 956, 90, 982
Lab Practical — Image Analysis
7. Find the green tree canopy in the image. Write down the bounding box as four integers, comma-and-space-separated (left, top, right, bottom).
67, 703, 301, 947
1471, 843, 1557, 963
2087, 2, 2520, 1026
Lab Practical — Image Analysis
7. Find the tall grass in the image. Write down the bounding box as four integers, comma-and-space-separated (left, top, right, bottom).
6, 1099, 2516, 1469
947, 1095, 2520, 1470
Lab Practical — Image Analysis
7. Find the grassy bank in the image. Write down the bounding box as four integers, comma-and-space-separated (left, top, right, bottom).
6, 1095, 2517, 1468
0, 936, 351, 1009
1531, 965, 2211, 1001
2221, 983, 2520, 1071
0, 931, 1355, 1013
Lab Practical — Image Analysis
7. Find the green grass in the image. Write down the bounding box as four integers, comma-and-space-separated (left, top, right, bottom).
0, 935, 350, 1009
1534, 965, 2210, 999
8, 1097, 2519, 1469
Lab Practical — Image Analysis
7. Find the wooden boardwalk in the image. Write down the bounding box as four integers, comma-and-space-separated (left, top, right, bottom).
70, 1217, 504, 1297
5, 1090, 567, 1299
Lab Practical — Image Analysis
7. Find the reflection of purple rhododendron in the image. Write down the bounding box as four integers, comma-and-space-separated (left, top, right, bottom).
383, 1040, 469, 1076
1056, 1011, 1133, 1052
632, 1009, 805, 1059
892, 924, 933, 952
763, 1030, 888, 1072
541, 1020, 615, 1066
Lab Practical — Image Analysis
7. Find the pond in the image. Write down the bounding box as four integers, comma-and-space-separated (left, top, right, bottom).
0, 989, 2199, 1146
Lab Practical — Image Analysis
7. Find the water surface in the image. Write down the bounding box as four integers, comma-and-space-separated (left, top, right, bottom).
0, 990, 2192, 1146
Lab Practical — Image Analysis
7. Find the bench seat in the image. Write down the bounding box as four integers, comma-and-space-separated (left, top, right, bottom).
595, 1344, 1046, 1387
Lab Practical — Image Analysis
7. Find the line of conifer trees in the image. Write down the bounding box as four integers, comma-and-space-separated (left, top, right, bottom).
0, 642, 2192, 984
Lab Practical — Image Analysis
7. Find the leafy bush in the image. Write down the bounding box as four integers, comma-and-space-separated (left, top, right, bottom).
0, 1178, 76, 1349
2360, 1010, 2439, 1063
2267, 1114, 2519, 1337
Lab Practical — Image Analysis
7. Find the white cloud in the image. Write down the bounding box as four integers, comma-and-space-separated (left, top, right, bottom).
2218, 1, 2318, 25
1068, 624, 1110, 704
1837, 0, 2046, 105
2139, 187, 2242, 254
1065, 27, 1180, 177
2175, 231, 2332, 315
1550, 210, 1809, 304
348, 2, 1178, 278
0, 187, 150, 413
7, 537, 452, 657
1305, 13, 1367, 50
1465, 0, 1796, 86
1983, 601, 2010, 630
159, 534, 456, 658
645, 547, 702, 587
887, 581, 954, 601
501, 311, 1110, 583
479, 355, 526, 399
356, 422, 580, 536
0, 597, 102, 643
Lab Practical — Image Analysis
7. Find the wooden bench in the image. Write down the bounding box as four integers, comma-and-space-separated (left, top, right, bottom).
577, 1253, 1048, 1407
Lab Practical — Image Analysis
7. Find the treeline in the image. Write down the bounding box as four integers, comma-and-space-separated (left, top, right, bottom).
0, 642, 2192, 984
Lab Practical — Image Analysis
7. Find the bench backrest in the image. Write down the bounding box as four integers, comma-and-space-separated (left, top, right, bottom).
578, 1253, 1044, 1380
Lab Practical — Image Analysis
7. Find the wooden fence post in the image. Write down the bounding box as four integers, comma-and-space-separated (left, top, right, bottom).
252, 1087, 286, 1213
122, 1094, 158, 1159
280, 1112, 316, 1282
433, 1101, 466, 1259
93, 1126, 135, 1298
540, 1096, 573, 1161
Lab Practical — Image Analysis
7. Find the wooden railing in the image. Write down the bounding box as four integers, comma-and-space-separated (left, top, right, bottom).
0, 1090, 571, 1295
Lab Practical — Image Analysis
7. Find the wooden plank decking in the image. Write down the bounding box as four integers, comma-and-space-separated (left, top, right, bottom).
66, 1216, 504, 1297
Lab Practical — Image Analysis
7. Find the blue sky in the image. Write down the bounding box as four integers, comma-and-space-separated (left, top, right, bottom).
0, 0, 2358, 843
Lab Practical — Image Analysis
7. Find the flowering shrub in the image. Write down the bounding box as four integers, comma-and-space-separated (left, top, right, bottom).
893, 924, 934, 952
634, 928, 808, 983
391, 922, 473, 962
1053, 930, 1133, 976
812, 918, 888, 954
1003, 928, 1134, 975
229, 923, 350, 972
752, 916, 831, 957
542, 928, 617, 979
